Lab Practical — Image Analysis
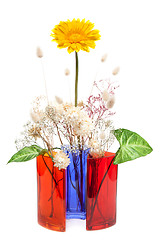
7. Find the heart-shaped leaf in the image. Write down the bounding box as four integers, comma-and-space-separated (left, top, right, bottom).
113, 129, 153, 164
8, 145, 43, 164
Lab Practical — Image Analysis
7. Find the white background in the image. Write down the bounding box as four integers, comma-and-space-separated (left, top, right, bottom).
0, 0, 160, 239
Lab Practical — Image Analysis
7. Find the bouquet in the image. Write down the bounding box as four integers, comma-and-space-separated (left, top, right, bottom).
8, 19, 152, 231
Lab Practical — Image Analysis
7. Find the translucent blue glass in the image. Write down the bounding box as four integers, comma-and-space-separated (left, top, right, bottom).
63, 147, 89, 220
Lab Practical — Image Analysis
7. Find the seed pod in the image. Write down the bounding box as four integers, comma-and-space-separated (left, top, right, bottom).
112, 66, 120, 75
55, 96, 63, 104
101, 53, 107, 62
36, 47, 43, 58
102, 89, 109, 102
64, 68, 70, 76
107, 95, 115, 109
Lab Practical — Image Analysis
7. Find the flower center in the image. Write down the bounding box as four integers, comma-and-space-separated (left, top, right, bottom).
69, 33, 81, 43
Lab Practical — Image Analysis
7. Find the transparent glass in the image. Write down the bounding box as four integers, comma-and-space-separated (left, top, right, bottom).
37, 155, 66, 231
86, 152, 118, 230
66, 149, 89, 219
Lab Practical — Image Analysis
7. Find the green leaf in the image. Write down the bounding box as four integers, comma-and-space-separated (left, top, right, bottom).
113, 129, 153, 164
8, 145, 43, 164
39, 149, 48, 156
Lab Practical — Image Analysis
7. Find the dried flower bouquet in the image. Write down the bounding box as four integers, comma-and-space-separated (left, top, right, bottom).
8, 19, 153, 231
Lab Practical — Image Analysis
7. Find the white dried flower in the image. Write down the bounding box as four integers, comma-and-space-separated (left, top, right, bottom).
107, 95, 115, 109
102, 89, 109, 102
36, 47, 43, 58
66, 107, 94, 137
45, 105, 55, 120
28, 125, 41, 140
101, 53, 108, 62
53, 151, 70, 170
54, 104, 65, 116
88, 138, 99, 149
105, 120, 112, 128
78, 101, 84, 107
64, 68, 70, 76
55, 96, 63, 104
99, 131, 106, 140
112, 66, 120, 75
88, 138, 104, 157
30, 111, 39, 122
75, 120, 94, 137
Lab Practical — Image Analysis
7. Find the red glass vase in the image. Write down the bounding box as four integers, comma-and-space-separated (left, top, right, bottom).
37, 155, 66, 231
86, 152, 118, 231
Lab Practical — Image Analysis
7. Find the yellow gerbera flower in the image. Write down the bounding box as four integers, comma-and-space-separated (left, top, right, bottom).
51, 18, 101, 54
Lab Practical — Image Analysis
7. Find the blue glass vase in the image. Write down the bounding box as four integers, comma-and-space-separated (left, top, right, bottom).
64, 148, 89, 220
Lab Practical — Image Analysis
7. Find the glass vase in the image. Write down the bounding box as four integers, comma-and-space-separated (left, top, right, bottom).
37, 155, 66, 231
86, 152, 118, 230
65, 148, 89, 220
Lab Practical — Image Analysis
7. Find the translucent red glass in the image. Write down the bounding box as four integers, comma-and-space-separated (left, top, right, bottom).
37, 155, 66, 232
86, 152, 118, 231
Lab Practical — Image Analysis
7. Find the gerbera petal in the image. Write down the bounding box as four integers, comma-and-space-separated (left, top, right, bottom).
67, 46, 75, 54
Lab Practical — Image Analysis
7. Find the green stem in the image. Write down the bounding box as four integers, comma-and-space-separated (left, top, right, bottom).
75, 51, 79, 107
